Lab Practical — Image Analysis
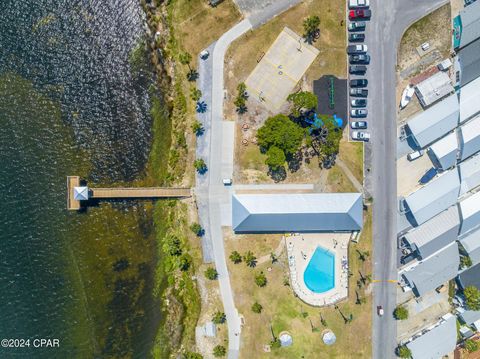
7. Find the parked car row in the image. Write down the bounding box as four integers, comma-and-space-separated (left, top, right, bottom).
347, 2, 371, 141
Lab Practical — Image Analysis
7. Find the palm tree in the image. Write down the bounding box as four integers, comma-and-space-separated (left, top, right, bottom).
243, 251, 257, 267
229, 250, 242, 264
356, 249, 370, 262
303, 15, 320, 44
179, 52, 192, 70
320, 312, 327, 327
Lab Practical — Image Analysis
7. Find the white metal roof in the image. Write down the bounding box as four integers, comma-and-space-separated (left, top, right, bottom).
406, 314, 457, 359
404, 205, 460, 259
459, 309, 480, 330
460, 76, 480, 123
460, 153, 480, 195
429, 131, 459, 170
232, 193, 363, 232
460, 191, 480, 235
460, 115, 480, 160
459, 0, 480, 49
414, 71, 454, 107
403, 243, 459, 297
405, 169, 461, 226
407, 93, 459, 148
460, 228, 480, 265
73, 186, 89, 201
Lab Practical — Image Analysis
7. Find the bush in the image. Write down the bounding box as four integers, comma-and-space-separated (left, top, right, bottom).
194, 158, 207, 174
213, 345, 226, 357
191, 121, 204, 136
461, 256, 473, 269
465, 285, 480, 310
243, 251, 257, 267
229, 250, 242, 264
212, 311, 226, 324
190, 87, 202, 102
393, 306, 409, 320
178, 256, 191, 271
185, 352, 203, 359
190, 222, 204, 237
163, 234, 182, 256
205, 267, 218, 280
270, 338, 281, 349
251, 302, 263, 313
465, 339, 479, 353
257, 114, 304, 156
255, 271, 267, 287
397, 345, 411, 358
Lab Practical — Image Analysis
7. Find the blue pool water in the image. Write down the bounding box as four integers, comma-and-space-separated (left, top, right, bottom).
303, 246, 335, 293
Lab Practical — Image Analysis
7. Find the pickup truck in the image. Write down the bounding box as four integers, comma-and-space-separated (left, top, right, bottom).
349, 0, 369, 8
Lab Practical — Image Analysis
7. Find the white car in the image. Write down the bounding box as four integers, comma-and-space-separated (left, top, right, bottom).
200, 50, 210, 60
222, 178, 232, 185
352, 131, 370, 141
347, 44, 368, 54
349, 0, 369, 8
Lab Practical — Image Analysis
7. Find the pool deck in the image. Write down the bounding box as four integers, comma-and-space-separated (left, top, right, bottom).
286, 233, 351, 307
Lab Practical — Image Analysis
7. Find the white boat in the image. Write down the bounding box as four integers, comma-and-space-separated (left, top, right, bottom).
400, 85, 415, 109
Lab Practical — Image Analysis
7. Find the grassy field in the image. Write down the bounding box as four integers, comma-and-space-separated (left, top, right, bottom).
397, 3, 451, 72
225, 209, 373, 359
325, 166, 356, 193
170, 0, 241, 65
338, 139, 364, 183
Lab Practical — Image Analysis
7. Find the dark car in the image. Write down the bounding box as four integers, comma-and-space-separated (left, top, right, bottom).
349, 54, 370, 64
349, 9, 372, 19
348, 21, 366, 31
350, 79, 368, 87
349, 65, 367, 74
350, 88, 368, 97
349, 33, 365, 42
351, 99, 367, 107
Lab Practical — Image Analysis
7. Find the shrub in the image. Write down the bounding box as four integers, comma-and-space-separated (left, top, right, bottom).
205, 267, 218, 280
255, 271, 267, 287
212, 311, 226, 324
465, 339, 479, 353
243, 251, 257, 267
190, 222, 204, 237
394, 306, 409, 320
465, 285, 480, 310
251, 302, 263, 313
191, 121, 204, 136
185, 352, 203, 359
229, 250, 242, 264
213, 345, 226, 357
194, 158, 207, 174
265, 146, 286, 170
397, 345, 411, 358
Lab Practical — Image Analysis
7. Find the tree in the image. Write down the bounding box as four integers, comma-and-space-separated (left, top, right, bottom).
465, 286, 480, 310
191, 121, 204, 136
243, 251, 257, 267
397, 345, 411, 358
265, 146, 286, 170
465, 339, 479, 353
303, 15, 320, 44
212, 311, 226, 324
194, 158, 207, 174
205, 267, 218, 280
393, 305, 409, 320
234, 82, 248, 114
229, 250, 242, 264
287, 91, 318, 117
179, 52, 192, 69
357, 249, 370, 262
179, 256, 191, 271
252, 302, 263, 313
190, 222, 204, 237
257, 114, 304, 156
185, 352, 203, 359
255, 271, 267, 287
461, 256, 473, 269
191, 87, 202, 102
270, 338, 281, 349
213, 345, 226, 357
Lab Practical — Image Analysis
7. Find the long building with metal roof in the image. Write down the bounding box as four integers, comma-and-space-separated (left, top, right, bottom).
231, 193, 363, 233
403, 205, 460, 259
460, 153, 480, 195
404, 169, 461, 226
457, 0, 480, 49
406, 93, 459, 148
414, 71, 454, 107
458, 38, 480, 87
459, 115, 480, 160
405, 314, 457, 359
428, 131, 459, 171
460, 228, 480, 266
401, 242, 459, 297
460, 190, 480, 235
460, 76, 480, 124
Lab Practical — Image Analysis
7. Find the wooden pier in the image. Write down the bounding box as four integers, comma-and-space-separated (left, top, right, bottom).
66, 176, 191, 210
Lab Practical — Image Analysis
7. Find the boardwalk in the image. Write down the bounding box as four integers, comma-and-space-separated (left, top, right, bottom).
90, 187, 191, 198
67, 176, 81, 210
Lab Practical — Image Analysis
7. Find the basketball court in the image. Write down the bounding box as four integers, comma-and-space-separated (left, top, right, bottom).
245, 27, 319, 111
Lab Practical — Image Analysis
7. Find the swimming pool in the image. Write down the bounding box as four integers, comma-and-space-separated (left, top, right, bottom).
303, 246, 335, 293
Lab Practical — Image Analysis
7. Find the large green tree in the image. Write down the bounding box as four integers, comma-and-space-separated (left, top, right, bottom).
213, 345, 226, 357
393, 306, 409, 320
257, 114, 304, 156
465, 286, 480, 310
265, 146, 286, 170
287, 91, 318, 117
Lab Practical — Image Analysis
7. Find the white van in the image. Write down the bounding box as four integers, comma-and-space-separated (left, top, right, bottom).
200, 50, 210, 60
407, 150, 424, 161
222, 178, 232, 186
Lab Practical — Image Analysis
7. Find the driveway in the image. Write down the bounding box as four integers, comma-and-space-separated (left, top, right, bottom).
364, 0, 448, 358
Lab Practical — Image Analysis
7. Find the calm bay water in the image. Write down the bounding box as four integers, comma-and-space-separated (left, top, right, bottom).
0, 0, 162, 357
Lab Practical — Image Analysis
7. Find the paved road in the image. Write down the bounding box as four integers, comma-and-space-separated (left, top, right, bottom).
365, 1, 447, 358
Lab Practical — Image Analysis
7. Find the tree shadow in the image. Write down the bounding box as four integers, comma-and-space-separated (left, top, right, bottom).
187, 69, 199, 81
287, 151, 303, 173
268, 166, 287, 182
